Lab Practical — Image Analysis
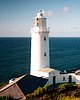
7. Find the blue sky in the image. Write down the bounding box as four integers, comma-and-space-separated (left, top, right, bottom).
0, 0, 80, 37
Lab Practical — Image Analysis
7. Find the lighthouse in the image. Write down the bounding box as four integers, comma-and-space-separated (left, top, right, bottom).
30, 10, 50, 76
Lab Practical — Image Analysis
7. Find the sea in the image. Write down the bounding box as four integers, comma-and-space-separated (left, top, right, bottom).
0, 37, 80, 83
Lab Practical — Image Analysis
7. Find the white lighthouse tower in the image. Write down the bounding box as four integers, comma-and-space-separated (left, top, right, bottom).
30, 10, 50, 76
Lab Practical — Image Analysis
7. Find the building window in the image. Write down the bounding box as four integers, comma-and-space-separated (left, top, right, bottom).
44, 37, 46, 41
44, 52, 46, 56
63, 77, 65, 81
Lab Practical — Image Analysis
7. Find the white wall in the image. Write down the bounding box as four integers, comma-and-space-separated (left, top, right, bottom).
75, 75, 80, 84
56, 73, 76, 84
30, 30, 50, 76
37, 71, 49, 78
46, 72, 76, 85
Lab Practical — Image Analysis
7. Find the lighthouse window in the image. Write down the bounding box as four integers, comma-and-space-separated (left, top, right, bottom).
44, 37, 46, 41
44, 52, 46, 56
37, 23, 39, 26
37, 18, 38, 21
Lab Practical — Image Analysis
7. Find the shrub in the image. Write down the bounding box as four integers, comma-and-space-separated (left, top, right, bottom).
33, 87, 43, 97
59, 83, 74, 92
33, 85, 49, 97
0, 95, 15, 100
43, 84, 50, 92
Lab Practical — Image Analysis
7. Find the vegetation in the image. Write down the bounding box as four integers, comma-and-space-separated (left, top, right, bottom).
0, 83, 16, 100
33, 84, 49, 97
26, 83, 80, 100
0, 95, 15, 100
1, 82, 80, 100
26, 84, 49, 99
0, 83, 8, 89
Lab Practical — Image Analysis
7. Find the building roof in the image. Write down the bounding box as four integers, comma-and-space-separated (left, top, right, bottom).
38, 68, 58, 73
0, 74, 48, 99
17, 74, 48, 95
0, 83, 26, 100
0, 75, 25, 92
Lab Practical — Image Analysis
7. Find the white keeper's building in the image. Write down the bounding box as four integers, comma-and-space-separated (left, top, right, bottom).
30, 10, 80, 85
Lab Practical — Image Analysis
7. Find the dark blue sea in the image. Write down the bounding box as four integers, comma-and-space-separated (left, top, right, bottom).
0, 37, 80, 83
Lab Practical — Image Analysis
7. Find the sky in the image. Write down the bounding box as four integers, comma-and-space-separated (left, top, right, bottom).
0, 0, 80, 37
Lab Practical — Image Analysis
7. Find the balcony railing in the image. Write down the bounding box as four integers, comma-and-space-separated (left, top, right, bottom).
31, 27, 50, 33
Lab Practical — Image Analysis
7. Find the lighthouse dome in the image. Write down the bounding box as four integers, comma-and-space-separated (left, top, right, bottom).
36, 10, 45, 18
